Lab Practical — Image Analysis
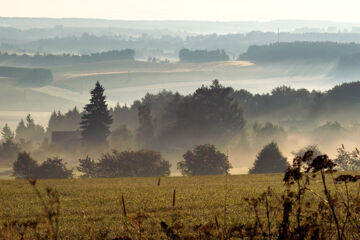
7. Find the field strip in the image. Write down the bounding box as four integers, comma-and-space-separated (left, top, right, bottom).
63, 69, 196, 79
31, 86, 89, 104
31, 86, 118, 106
62, 61, 254, 79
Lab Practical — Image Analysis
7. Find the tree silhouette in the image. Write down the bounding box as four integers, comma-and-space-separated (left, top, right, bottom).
136, 102, 155, 147
13, 153, 72, 179
292, 145, 322, 160
80, 81, 113, 146
77, 156, 98, 178
0, 124, 19, 165
46, 107, 81, 136
179, 48, 229, 62
15, 114, 45, 143
1, 124, 14, 141
167, 80, 244, 145
178, 144, 232, 176
13, 152, 38, 179
249, 142, 287, 174
36, 157, 73, 179
79, 150, 171, 178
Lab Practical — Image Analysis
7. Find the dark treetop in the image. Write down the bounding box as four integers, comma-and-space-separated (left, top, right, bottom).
80, 81, 113, 146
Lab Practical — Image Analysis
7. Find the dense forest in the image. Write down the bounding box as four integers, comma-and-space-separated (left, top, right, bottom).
239, 42, 360, 62
1, 80, 360, 168
104, 80, 360, 134
179, 48, 230, 62
9, 80, 360, 147
335, 52, 360, 77
0, 49, 135, 66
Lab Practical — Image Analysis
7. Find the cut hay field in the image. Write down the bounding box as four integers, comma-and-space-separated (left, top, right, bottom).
1, 172, 358, 239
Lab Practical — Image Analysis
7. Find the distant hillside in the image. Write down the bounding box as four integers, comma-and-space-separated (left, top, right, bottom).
333, 53, 360, 78
0, 49, 135, 66
0, 66, 52, 87
179, 48, 229, 62
239, 42, 360, 62
1, 17, 360, 33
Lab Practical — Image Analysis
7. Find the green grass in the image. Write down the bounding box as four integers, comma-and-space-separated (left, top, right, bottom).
0, 173, 354, 239
0, 174, 280, 238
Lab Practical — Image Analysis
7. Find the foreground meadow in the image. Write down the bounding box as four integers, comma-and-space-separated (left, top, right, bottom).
1, 171, 360, 239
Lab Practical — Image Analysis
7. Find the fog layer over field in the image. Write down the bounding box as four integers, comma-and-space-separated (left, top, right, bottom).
1, 78, 359, 175
1, 20, 360, 176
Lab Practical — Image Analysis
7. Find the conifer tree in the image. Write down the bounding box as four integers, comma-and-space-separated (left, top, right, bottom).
1, 124, 14, 141
15, 115, 45, 143
80, 81, 112, 146
249, 141, 288, 174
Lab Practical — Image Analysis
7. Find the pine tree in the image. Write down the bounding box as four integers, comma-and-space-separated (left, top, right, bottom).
249, 142, 288, 174
15, 119, 27, 141
0, 124, 19, 165
80, 81, 113, 146
1, 124, 14, 142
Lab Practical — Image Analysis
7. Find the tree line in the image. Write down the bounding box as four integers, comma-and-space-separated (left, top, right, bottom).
179, 48, 230, 62
239, 42, 360, 62
2, 80, 360, 163
335, 53, 360, 78
2, 80, 360, 178
7, 28, 360, 57
5, 40, 360, 66
11, 140, 360, 179
12, 144, 231, 179
0, 49, 135, 66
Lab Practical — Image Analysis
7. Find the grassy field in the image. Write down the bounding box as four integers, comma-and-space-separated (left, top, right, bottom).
0, 167, 12, 180
1, 172, 359, 239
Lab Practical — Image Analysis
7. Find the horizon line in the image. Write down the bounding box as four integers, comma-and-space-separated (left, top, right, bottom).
1, 16, 360, 24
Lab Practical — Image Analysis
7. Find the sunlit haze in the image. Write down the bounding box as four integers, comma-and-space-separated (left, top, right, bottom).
2, 0, 360, 21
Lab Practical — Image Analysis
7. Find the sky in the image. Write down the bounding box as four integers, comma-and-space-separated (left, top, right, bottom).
1, 0, 360, 22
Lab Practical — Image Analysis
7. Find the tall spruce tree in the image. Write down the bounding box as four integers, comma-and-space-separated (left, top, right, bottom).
80, 82, 113, 146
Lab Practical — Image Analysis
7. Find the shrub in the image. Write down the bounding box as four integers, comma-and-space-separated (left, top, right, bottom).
13, 153, 72, 179
36, 157, 73, 179
177, 144, 232, 176
249, 142, 287, 174
77, 156, 98, 178
292, 144, 322, 159
78, 149, 171, 178
334, 145, 360, 170
13, 152, 38, 178
131, 149, 170, 177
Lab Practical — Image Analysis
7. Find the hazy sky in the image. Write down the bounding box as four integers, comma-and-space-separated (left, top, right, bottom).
1, 0, 360, 22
